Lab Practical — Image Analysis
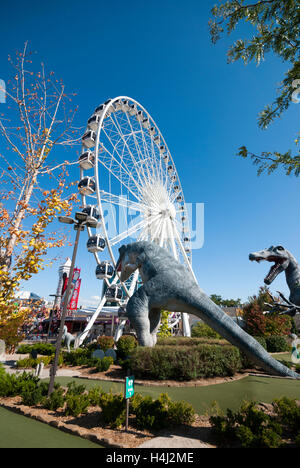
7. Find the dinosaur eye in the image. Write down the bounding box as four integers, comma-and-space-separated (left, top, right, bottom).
276, 246, 284, 251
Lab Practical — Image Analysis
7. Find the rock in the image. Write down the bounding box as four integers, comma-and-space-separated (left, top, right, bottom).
92, 349, 105, 360
105, 349, 117, 362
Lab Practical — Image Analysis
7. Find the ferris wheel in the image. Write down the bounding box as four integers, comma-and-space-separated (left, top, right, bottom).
76, 96, 196, 346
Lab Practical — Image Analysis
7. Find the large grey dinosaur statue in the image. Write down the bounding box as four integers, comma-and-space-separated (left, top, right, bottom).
249, 245, 300, 314
116, 241, 300, 379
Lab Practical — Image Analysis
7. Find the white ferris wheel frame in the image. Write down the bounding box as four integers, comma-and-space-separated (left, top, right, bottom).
76, 96, 196, 346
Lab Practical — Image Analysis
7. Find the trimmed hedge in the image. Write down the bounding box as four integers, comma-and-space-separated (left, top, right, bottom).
17, 343, 56, 356
127, 344, 242, 380
266, 336, 290, 353
156, 337, 229, 347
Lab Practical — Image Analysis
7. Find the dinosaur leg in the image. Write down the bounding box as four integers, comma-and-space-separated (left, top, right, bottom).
126, 286, 153, 347
149, 308, 161, 346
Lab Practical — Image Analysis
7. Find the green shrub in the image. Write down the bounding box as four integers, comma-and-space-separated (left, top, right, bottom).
62, 349, 91, 367
43, 388, 65, 411
273, 397, 300, 432
191, 322, 222, 339
132, 392, 195, 430
17, 343, 56, 356
210, 401, 283, 448
16, 356, 52, 369
0, 363, 5, 377
94, 356, 113, 373
97, 336, 114, 352
0, 371, 40, 398
116, 335, 138, 359
156, 337, 228, 347
133, 394, 168, 430
99, 392, 126, 428
128, 344, 242, 380
88, 386, 105, 406
20, 380, 44, 406
66, 381, 86, 396
266, 336, 290, 353
65, 394, 90, 417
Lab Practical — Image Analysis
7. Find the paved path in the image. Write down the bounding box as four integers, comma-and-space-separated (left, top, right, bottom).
139, 435, 214, 448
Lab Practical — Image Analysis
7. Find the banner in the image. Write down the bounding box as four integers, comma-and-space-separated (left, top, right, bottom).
61, 268, 81, 316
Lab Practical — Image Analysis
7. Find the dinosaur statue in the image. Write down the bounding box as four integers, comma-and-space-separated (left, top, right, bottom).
116, 241, 300, 379
249, 245, 300, 313
62, 325, 75, 353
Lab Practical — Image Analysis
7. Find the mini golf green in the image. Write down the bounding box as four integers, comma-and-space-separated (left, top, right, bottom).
0, 406, 102, 448
49, 375, 300, 415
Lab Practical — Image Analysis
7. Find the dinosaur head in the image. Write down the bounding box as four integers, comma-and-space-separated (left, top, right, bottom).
249, 245, 291, 285
116, 243, 142, 282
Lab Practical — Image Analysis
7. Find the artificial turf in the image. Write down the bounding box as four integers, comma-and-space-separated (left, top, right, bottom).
49, 375, 300, 415
0, 406, 102, 448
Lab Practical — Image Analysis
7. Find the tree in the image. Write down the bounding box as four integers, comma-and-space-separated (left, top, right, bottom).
209, 0, 300, 175
243, 286, 292, 337
210, 294, 242, 307
0, 43, 80, 349
157, 310, 172, 338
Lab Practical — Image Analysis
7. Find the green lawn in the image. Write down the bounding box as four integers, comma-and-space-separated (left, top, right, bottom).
49, 375, 300, 415
0, 406, 102, 448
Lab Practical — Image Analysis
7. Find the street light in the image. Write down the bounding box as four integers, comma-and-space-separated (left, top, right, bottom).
48, 212, 99, 396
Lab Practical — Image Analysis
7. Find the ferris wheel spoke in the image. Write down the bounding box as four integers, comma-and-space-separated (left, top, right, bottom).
98, 141, 142, 201
109, 218, 148, 246
137, 118, 165, 187
98, 190, 148, 213
106, 112, 151, 185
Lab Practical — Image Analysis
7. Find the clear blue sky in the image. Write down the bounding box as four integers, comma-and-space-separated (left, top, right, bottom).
0, 0, 299, 305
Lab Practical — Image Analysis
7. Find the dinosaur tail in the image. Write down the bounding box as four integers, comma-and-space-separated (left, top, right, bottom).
186, 291, 300, 379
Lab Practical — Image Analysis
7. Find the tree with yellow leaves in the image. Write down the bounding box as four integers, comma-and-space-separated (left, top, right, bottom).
0, 43, 80, 350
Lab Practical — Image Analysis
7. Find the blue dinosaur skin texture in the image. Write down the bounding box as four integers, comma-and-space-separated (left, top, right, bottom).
117, 241, 300, 379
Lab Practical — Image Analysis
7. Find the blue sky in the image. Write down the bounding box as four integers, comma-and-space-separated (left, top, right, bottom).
0, 0, 299, 305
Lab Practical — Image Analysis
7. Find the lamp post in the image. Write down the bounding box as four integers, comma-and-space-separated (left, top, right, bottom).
48, 211, 98, 396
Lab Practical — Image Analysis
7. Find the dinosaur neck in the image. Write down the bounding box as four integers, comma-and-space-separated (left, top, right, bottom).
285, 259, 300, 293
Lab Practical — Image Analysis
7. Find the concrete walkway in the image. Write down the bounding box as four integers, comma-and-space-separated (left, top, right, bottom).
139, 435, 214, 448
1, 354, 81, 378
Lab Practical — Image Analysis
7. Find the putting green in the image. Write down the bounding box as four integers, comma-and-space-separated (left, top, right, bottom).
0, 406, 102, 448
49, 375, 300, 415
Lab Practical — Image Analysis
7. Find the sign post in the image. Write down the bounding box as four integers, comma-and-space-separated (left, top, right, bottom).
124, 375, 135, 431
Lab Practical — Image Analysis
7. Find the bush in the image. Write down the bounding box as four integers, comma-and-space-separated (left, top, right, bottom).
17, 343, 56, 356
20, 380, 44, 406
0, 371, 39, 398
16, 356, 52, 369
191, 322, 222, 339
88, 386, 105, 406
210, 397, 300, 448
65, 394, 90, 417
116, 335, 138, 359
273, 396, 300, 432
99, 392, 126, 428
66, 381, 86, 396
128, 344, 242, 380
156, 337, 228, 347
43, 387, 65, 411
266, 336, 290, 353
210, 401, 283, 448
62, 349, 91, 367
132, 393, 195, 430
94, 356, 114, 373
97, 336, 114, 352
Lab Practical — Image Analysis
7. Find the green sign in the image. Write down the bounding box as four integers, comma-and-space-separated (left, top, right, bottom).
125, 376, 135, 399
